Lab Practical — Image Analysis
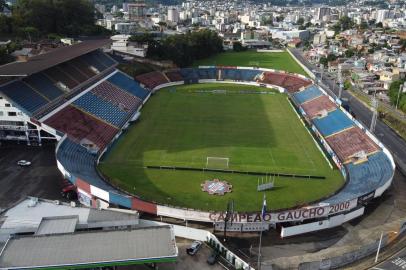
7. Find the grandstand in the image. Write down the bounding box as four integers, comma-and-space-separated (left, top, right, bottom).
326, 127, 379, 163
91, 81, 142, 112
180, 68, 199, 84
313, 109, 355, 137
0, 43, 395, 237
165, 70, 184, 82
300, 95, 336, 119
24, 73, 65, 100
72, 92, 130, 127
0, 81, 49, 114
197, 68, 217, 80
44, 105, 118, 151
293, 85, 323, 104
135, 71, 169, 89
257, 71, 311, 92
325, 151, 393, 204
108, 71, 150, 100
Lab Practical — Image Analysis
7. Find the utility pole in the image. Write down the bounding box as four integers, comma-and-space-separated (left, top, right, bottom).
338, 65, 343, 99
319, 64, 324, 84
375, 232, 383, 263
370, 94, 378, 133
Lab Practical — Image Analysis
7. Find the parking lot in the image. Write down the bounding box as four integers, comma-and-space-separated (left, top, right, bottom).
118, 239, 224, 270
0, 142, 62, 210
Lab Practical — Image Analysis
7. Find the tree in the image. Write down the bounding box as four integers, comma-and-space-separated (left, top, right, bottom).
375, 22, 383, 28
400, 39, 406, 51
158, 21, 167, 33
319, 57, 328, 66
0, 14, 13, 34
296, 17, 304, 25
17, 26, 39, 42
233, 41, 246, 52
146, 29, 223, 67
327, 53, 337, 62
262, 17, 273, 26
0, 0, 8, 12
276, 16, 284, 22
388, 80, 406, 109
345, 48, 355, 58
359, 21, 368, 30
344, 80, 352, 90
11, 0, 98, 36
339, 16, 354, 31
330, 16, 354, 34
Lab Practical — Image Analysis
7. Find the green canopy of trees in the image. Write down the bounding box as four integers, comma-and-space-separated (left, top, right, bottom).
330, 16, 354, 34
137, 30, 223, 67
388, 80, 406, 112
233, 41, 247, 52
0, 0, 110, 37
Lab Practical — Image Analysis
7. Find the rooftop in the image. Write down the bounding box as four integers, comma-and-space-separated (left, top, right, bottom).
0, 39, 111, 77
0, 197, 139, 241
0, 226, 177, 269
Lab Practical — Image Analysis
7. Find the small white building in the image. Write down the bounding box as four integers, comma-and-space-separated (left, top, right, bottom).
111, 35, 148, 58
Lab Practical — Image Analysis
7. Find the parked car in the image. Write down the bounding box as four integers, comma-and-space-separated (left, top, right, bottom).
17, 160, 31, 166
186, 241, 202, 256
61, 182, 78, 201
207, 250, 219, 265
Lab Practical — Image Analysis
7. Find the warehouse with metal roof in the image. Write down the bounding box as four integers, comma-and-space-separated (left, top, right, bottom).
0, 226, 178, 270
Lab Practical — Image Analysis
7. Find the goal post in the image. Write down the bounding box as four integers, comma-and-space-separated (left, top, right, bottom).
206, 157, 230, 169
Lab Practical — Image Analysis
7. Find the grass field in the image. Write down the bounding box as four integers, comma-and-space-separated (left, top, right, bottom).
99, 83, 343, 211
193, 50, 308, 77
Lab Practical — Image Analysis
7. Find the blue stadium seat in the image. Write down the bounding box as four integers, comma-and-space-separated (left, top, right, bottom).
293, 85, 322, 104
198, 68, 216, 79
81, 53, 106, 72
0, 81, 48, 114
108, 72, 150, 100
73, 92, 129, 127
324, 151, 393, 204
180, 68, 199, 84
313, 109, 354, 137
222, 69, 239, 80
24, 73, 64, 100
57, 138, 113, 190
92, 51, 116, 68
240, 69, 262, 81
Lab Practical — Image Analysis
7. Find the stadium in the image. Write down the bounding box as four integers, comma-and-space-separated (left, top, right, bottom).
0, 41, 395, 237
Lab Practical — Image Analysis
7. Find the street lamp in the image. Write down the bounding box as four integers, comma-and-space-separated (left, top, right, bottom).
375, 230, 398, 263
320, 64, 324, 82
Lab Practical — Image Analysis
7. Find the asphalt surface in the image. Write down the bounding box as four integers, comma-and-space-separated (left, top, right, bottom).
290, 48, 406, 171
0, 142, 62, 210
371, 247, 406, 270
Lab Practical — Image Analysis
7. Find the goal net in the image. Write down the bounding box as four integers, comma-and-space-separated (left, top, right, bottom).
206, 157, 229, 169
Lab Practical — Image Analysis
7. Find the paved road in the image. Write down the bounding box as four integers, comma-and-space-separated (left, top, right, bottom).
290, 48, 406, 171
371, 247, 406, 270
0, 142, 62, 210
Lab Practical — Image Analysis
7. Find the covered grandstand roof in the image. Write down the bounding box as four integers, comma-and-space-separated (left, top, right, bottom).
0, 226, 177, 269
0, 39, 111, 77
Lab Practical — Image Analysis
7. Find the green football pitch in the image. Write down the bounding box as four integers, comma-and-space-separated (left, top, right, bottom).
194, 50, 308, 76
99, 84, 343, 211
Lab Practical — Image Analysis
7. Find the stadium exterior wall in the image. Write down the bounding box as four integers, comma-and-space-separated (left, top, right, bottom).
55, 66, 395, 237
